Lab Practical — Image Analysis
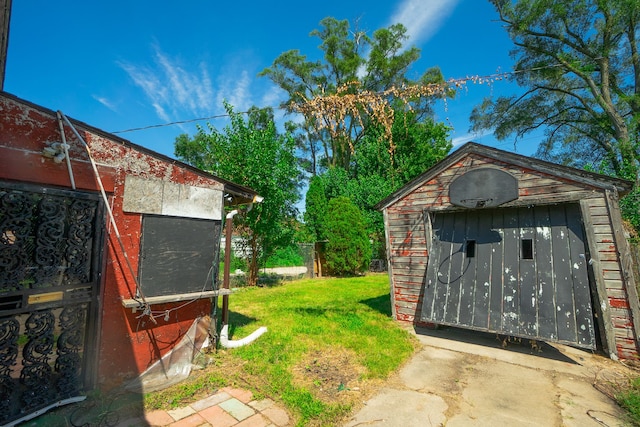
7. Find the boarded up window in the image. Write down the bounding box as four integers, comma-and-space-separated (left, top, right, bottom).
138, 215, 222, 297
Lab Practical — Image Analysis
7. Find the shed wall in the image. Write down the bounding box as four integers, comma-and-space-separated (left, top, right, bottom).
384, 153, 639, 359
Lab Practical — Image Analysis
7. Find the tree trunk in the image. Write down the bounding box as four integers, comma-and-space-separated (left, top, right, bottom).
247, 237, 259, 286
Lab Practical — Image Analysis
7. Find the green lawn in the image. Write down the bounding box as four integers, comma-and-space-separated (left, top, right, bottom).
617, 377, 640, 426
146, 273, 417, 426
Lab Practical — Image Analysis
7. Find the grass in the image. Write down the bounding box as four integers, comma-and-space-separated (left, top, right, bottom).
145, 273, 417, 426
617, 377, 640, 426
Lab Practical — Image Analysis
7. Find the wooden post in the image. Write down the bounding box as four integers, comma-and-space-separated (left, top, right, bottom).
222, 212, 234, 325
0, 0, 11, 91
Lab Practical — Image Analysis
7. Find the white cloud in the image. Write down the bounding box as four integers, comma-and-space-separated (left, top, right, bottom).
451, 134, 473, 147
118, 44, 305, 137
118, 45, 216, 124
260, 84, 287, 112
389, 0, 460, 47
221, 70, 252, 112
451, 129, 493, 147
92, 95, 118, 112
151, 102, 171, 124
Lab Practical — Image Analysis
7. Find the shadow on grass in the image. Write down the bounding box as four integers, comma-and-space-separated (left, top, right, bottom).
360, 294, 392, 317
225, 310, 260, 338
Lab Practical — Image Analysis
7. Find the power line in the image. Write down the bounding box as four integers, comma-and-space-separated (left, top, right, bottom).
111, 112, 247, 134
110, 60, 597, 135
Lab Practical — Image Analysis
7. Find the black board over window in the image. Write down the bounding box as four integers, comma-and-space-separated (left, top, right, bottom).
138, 215, 222, 297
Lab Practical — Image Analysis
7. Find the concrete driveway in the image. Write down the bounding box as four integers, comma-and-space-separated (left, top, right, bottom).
346, 326, 631, 426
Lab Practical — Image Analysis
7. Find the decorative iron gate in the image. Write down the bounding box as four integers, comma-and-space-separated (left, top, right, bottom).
0, 181, 104, 425
421, 204, 596, 349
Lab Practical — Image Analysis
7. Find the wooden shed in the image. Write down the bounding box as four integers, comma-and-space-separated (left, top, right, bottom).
376, 142, 639, 360
0, 91, 259, 425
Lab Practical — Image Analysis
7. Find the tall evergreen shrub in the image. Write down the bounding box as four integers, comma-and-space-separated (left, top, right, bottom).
324, 196, 372, 276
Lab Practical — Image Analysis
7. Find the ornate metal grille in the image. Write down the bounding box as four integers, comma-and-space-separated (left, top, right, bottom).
0, 182, 103, 425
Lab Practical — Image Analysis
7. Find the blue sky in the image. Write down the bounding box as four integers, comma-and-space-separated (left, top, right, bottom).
5, 0, 539, 163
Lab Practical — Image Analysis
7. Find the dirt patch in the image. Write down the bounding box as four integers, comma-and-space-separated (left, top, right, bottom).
292, 347, 373, 405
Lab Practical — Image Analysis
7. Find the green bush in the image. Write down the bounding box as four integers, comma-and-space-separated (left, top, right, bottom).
324, 196, 372, 276
621, 186, 640, 236
264, 245, 304, 268
219, 250, 247, 274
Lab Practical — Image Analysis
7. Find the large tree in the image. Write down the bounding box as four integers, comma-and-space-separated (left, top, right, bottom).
174, 103, 300, 286
260, 17, 447, 174
305, 109, 451, 258
470, 0, 640, 184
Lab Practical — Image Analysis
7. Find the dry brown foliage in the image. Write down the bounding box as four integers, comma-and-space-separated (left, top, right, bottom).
291, 74, 507, 161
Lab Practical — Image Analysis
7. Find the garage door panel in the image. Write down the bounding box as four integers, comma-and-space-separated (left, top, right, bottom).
443, 212, 464, 324
423, 213, 445, 321
566, 204, 596, 347
489, 210, 505, 332
472, 211, 493, 329
518, 207, 538, 337
534, 206, 557, 340
433, 214, 454, 322
550, 207, 578, 343
502, 213, 520, 336
421, 204, 596, 349
459, 212, 478, 327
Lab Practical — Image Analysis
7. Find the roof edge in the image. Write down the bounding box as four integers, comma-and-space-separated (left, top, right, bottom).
1, 90, 260, 204
375, 141, 634, 210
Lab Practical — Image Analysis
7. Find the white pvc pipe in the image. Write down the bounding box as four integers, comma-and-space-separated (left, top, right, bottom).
58, 111, 156, 323
5, 396, 86, 427
219, 324, 267, 348
219, 206, 267, 348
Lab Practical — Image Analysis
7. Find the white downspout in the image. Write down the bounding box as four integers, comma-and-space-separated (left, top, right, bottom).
219, 324, 267, 348
219, 207, 267, 348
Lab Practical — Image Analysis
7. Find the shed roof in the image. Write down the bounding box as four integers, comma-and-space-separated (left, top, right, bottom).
1, 91, 260, 205
376, 141, 634, 210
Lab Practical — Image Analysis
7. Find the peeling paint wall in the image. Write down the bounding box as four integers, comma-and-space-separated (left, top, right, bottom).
0, 93, 225, 388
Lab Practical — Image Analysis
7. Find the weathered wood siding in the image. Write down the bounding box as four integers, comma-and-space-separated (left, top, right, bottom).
383, 153, 639, 359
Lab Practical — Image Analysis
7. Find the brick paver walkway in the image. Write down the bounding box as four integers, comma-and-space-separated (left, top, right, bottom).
117, 387, 291, 427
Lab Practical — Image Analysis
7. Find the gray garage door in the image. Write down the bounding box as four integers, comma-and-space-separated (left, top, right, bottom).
420, 204, 596, 349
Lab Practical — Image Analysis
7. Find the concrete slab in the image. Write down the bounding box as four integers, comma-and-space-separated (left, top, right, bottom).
345, 388, 448, 427
346, 326, 628, 426
451, 359, 561, 426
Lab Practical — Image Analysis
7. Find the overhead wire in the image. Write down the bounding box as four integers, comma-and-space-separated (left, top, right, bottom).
107, 60, 599, 321
109, 59, 595, 135
111, 112, 249, 134
58, 110, 158, 324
